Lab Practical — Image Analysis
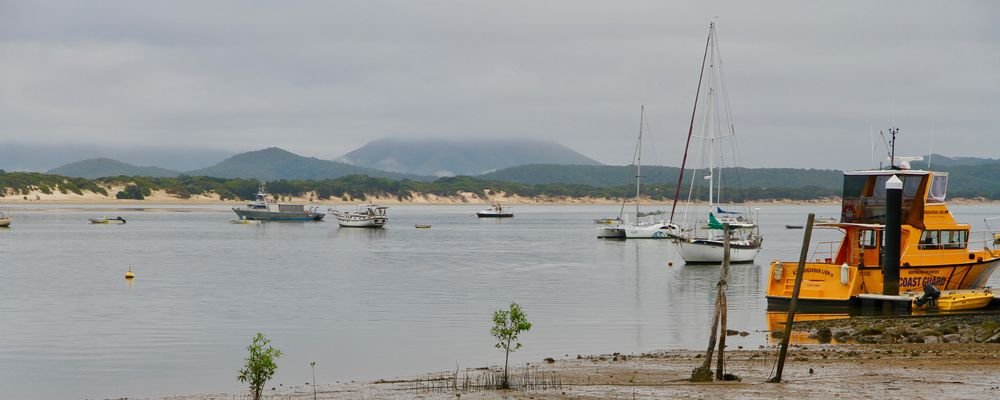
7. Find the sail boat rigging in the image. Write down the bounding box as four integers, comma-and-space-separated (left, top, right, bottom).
672, 22, 763, 263
597, 106, 679, 240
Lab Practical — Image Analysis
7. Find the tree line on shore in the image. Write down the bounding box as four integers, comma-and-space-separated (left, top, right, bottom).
2, 169, 997, 201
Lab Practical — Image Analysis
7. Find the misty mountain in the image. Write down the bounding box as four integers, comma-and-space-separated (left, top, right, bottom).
48, 158, 181, 179
0, 142, 233, 172
186, 147, 431, 181
337, 138, 602, 177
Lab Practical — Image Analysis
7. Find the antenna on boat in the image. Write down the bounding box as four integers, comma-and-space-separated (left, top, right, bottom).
928, 128, 935, 169
888, 127, 899, 170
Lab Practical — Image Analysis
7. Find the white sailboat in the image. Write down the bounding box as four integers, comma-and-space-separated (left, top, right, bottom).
671, 23, 762, 263
597, 105, 679, 240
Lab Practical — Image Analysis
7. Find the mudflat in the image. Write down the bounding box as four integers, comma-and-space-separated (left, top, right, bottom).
164, 342, 1000, 400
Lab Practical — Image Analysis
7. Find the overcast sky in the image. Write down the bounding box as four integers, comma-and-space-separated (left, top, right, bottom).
2, 1, 997, 170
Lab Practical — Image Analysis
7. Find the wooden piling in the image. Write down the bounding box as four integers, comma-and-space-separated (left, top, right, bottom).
715, 224, 730, 380
769, 213, 815, 383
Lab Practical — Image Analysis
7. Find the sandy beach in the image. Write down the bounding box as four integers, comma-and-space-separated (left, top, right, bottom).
2, 186, 849, 206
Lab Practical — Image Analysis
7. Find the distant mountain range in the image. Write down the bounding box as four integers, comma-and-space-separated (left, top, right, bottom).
45, 139, 601, 180
336, 138, 602, 176
185, 147, 427, 181
39, 141, 1000, 200
49, 158, 181, 179
0, 142, 232, 172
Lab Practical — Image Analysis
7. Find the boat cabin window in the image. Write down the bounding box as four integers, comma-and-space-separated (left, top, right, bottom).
841, 174, 926, 224
859, 229, 878, 249
920, 229, 968, 249
941, 230, 968, 249
928, 174, 948, 203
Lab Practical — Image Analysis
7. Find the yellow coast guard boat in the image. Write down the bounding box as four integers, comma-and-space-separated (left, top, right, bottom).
767, 168, 1000, 308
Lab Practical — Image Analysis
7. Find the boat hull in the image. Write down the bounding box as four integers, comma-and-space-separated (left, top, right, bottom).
678, 239, 760, 263
623, 223, 677, 239
765, 258, 1000, 308
597, 226, 625, 239
233, 208, 325, 221
477, 212, 513, 218
0, 217, 10, 227
336, 217, 387, 228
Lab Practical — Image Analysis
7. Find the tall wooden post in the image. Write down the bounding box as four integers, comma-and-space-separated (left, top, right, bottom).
715, 223, 731, 380
769, 213, 815, 383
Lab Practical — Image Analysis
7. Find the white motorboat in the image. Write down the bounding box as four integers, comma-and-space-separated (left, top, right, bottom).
331, 204, 389, 228
0, 210, 10, 228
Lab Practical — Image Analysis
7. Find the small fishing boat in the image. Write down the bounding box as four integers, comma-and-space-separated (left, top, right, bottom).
0, 210, 11, 228
785, 225, 803, 229
477, 203, 513, 218
331, 204, 389, 228
90, 216, 126, 224
415, 224, 432, 229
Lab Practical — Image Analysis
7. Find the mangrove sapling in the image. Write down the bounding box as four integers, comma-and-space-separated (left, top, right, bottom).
237, 333, 282, 400
491, 302, 532, 389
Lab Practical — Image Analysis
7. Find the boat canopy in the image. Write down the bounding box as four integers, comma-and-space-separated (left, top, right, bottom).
840, 169, 947, 227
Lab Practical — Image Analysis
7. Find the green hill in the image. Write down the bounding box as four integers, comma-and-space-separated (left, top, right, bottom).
186, 147, 432, 181
48, 158, 180, 179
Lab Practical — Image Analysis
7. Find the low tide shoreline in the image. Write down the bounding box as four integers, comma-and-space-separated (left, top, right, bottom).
156, 313, 1000, 400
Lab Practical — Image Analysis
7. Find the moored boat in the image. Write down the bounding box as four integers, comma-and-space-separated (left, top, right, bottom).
232, 183, 325, 221
670, 23, 762, 261
598, 106, 678, 240
331, 204, 389, 228
766, 148, 1000, 308
907, 288, 995, 311
476, 203, 513, 218
0, 211, 10, 228
89, 216, 126, 224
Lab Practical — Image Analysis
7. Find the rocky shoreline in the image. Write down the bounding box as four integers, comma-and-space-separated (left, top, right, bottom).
791, 312, 1000, 344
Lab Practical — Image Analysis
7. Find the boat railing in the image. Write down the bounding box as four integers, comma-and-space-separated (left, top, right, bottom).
809, 240, 840, 264
969, 230, 1000, 251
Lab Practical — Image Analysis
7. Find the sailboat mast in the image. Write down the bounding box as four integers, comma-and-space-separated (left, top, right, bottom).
636, 105, 644, 219
669, 22, 713, 224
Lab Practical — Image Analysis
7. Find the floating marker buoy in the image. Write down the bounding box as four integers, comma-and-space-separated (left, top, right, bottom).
125, 266, 135, 279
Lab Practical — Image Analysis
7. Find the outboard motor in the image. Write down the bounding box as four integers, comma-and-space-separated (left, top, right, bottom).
915, 283, 941, 307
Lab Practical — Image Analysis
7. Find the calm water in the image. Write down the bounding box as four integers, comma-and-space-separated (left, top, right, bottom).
1, 203, 998, 399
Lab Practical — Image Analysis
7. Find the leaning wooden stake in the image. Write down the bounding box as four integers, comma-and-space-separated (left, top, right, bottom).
691, 224, 731, 382
769, 213, 815, 383
715, 224, 731, 380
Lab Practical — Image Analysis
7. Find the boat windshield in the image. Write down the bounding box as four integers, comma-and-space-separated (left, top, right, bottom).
841, 173, 926, 224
